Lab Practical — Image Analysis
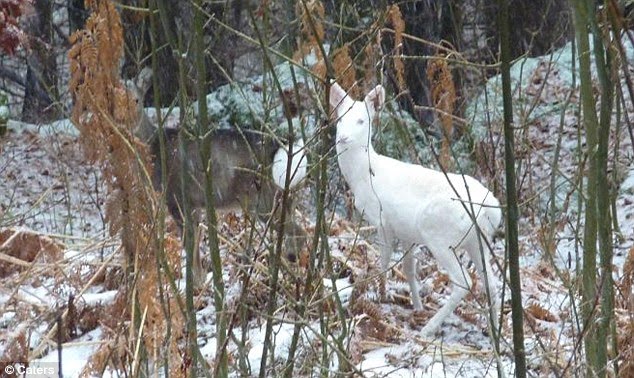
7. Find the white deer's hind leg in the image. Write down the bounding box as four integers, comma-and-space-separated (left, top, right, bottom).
420, 246, 471, 337
484, 257, 501, 333
402, 247, 423, 310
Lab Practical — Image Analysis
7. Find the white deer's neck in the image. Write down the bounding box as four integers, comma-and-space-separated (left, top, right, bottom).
336, 132, 379, 191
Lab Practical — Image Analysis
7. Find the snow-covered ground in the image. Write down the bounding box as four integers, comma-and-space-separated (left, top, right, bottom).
2, 36, 634, 377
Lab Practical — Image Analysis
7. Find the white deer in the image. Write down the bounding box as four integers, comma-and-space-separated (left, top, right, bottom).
330, 82, 502, 337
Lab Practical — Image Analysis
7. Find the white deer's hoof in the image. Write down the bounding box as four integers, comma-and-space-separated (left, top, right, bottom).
419, 326, 438, 339
411, 297, 423, 311
419, 318, 443, 338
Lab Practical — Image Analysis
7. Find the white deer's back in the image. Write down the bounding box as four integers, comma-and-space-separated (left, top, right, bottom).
349, 152, 501, 249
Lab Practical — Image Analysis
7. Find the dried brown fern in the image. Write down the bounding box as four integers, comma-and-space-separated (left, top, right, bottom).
293, 0, 325, 74
331, 44, 357, 96
0, 326, 28, 373
79, 338, 114, 377
362, 41, 379, 95
293, 0, 362, 100
0, 228, 64, 277
352, 297, 393, 341
617, 315, 634, 378
618, 247, 634, 377
387, 4, 405, 93
68, 0, 184, 375
426, 54, 456, 171
352, 297, 382, 321
525, 302, 557, 323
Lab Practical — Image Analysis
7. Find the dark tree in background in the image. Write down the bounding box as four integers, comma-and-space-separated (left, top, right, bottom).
384, 0, 570, 125
483, 0, 572, 59
391, 0, 461, 126
3, 0, 572, 124
21, 0, 59, 123
120, 0, 181, 107
67, 0, 87, 33
120, 0, 290, 109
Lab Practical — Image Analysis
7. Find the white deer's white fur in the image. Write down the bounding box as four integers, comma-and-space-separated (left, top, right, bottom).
272, 138, 308, 190
330, 83, 502, 337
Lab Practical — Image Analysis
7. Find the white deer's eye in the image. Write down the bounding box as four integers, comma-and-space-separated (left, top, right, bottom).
357, 119, 364, 126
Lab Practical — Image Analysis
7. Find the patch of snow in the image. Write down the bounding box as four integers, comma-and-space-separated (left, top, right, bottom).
620, 169, 634, 195
80, 290, 118, 307
323, 277, 354, 305
0, 105, 9, 120
30, 328, 105, 377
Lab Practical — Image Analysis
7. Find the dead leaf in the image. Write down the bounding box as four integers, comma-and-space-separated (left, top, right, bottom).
526, 302, 557, 322
0, 227, 65, 277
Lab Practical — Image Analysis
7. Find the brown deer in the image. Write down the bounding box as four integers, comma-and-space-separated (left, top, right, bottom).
128, 68, 309, 275
150, 127, 308, 259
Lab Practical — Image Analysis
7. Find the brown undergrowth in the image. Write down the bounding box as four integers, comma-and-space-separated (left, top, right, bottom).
617, 247, 634, 378
68, 0, 183, 375
427, 52, 456, 171
0, 228, 64, 277
296, 1, 408, 98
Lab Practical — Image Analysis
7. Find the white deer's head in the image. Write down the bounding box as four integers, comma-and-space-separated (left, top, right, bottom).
329, 83, 385, 148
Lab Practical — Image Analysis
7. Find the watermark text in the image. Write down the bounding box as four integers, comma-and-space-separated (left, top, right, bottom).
2, 362, 59, 377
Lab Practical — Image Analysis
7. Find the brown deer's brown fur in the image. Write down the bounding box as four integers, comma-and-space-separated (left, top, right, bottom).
150, 127, 308, 262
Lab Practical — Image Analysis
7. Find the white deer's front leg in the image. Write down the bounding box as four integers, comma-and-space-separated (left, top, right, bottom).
379, 241, 393, 273
402, 247, 423, 310
377, 229, 395, 304
469, 244, 501, 335
377, 225, 396, 271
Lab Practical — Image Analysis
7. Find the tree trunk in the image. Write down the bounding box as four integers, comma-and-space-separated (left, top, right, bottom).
591, 3, 615, 376
388, 0, 460, 126
576, 19, 600, 378
121, 0, 242, 106
21, 0, 59, 123
120, 0, 181, 105
498, 0, 527, 376
67, 0, 87, 33
484, 0, 572, 59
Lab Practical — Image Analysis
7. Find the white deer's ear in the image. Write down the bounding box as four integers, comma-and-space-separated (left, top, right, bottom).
365, 85, 385, 112
329, 82, 350, 112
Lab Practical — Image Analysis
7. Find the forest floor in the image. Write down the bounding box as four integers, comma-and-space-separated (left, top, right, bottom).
2, 41, 634, 377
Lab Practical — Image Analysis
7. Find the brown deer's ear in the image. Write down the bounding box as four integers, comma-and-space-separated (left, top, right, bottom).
365, 85, 385, 112
329, 82, 350, 114
135, 67, 153, 97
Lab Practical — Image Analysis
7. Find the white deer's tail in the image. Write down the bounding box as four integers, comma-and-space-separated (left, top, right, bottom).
272, 139, 307, 189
